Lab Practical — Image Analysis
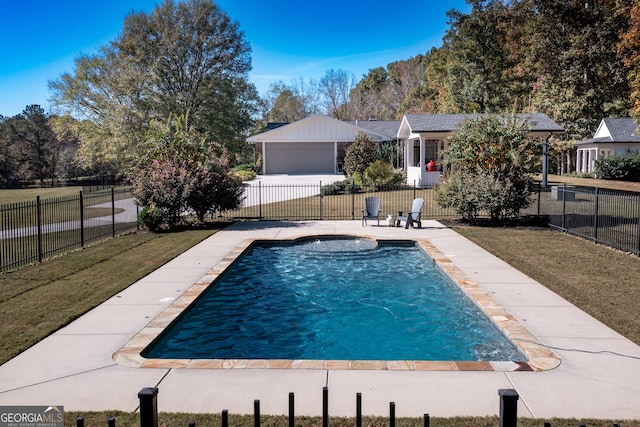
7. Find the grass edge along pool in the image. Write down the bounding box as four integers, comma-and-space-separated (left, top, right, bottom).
113, 235, 561, 371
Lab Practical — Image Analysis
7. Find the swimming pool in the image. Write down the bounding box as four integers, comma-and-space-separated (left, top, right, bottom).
142, 237, 525, 362
112, 233, 561, 372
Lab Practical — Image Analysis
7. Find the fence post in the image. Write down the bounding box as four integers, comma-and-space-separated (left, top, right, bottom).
356, 392, 362, 427
288, 392, 295, 427
79, 191, 85, 247
111, 187, 116, 237
319, 181, 323, 220
498, 389, 519, 427
221, 409, 228, 427
253, 400, 260, 427
322, 387, 329, 427
389, 402, 396, 427
351, 181, 355, 220
561, 183, 567, 230
593, 187, 599, 243
36, 196, 43, 263
258, 181, 262, 219
637, 194, 640, 257
76, 416, 84, 427
537, 181, 542, 216
423, 414, 430, 427
108, 417, 116, 427
138, 387, 159, 427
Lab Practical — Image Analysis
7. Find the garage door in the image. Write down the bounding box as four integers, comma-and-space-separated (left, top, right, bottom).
265, 142, 334, 174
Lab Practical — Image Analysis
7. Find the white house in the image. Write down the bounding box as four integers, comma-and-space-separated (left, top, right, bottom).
575, 117, 640, 174
397, 113, 564, 186
246, 115, 393, 175
246, 113, 564, 184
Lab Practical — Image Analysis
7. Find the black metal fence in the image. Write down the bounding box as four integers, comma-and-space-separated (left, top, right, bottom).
0, 187, 137, 272
217, 181, 460, 222
3, 180, 640, 272
75, 387, 526, 427
531, 183, 640, 256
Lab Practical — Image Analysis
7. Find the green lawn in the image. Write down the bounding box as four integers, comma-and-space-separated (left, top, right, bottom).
0, 227, 220, 363
449, 224, 640, 345
0, 187, 89, 204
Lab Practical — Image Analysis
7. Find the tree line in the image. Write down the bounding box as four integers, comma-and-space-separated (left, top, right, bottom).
1, 0, 638, 188
266, 0, 639, 172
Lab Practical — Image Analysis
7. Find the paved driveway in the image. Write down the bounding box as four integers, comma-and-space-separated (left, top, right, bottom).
0, 198, 138, 239
242, 174, 345, 207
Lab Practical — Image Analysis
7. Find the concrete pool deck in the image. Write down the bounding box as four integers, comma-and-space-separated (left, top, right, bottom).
1, 220, 640, 420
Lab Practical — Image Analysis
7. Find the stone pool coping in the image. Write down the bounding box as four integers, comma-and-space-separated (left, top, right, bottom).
112, 235, 560, 372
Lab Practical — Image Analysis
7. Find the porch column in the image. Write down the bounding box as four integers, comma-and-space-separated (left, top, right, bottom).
542, 135, 549, 188
586, 149, 591, 173
262, 142, 268, 175
584, 149, 589, 173
404, 139, 411, 169
576, 149, 581, 173
419, 137, 425, 170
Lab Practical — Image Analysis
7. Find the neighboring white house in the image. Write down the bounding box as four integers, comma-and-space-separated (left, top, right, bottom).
575, 117, 640, 174
397, 113, 564, 186
246, 113, 564, 184
246, 115, 392, 174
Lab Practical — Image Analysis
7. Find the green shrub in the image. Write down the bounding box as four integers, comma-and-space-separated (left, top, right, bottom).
186, 164, 244, 222
130, 115, 244, 229
363, 160, 403, 190
435, 115, 536, 221
435, 170, 532, 221
233, 169, 256, 181
377, 142, 402, 167
351, 172, 364, 186
131, 159, 189, 229
138, 205, 164, 231
234, 163, 254, 172
344, 133, 378, 176
594, 151, 640, 182
321, 178, 357, 195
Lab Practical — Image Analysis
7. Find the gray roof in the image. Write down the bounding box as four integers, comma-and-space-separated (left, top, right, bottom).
575, 117, 640, 146
576, 137, 611, 145
404, 113, 564, 133
265, 122, 288, 131
601, 117, 640, 142
348, 120, 401, 140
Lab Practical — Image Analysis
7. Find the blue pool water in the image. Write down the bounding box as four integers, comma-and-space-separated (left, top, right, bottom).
143, 237, 526, 361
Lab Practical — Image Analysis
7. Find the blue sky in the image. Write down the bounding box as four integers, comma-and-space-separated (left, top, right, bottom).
0, 0, 471, 118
